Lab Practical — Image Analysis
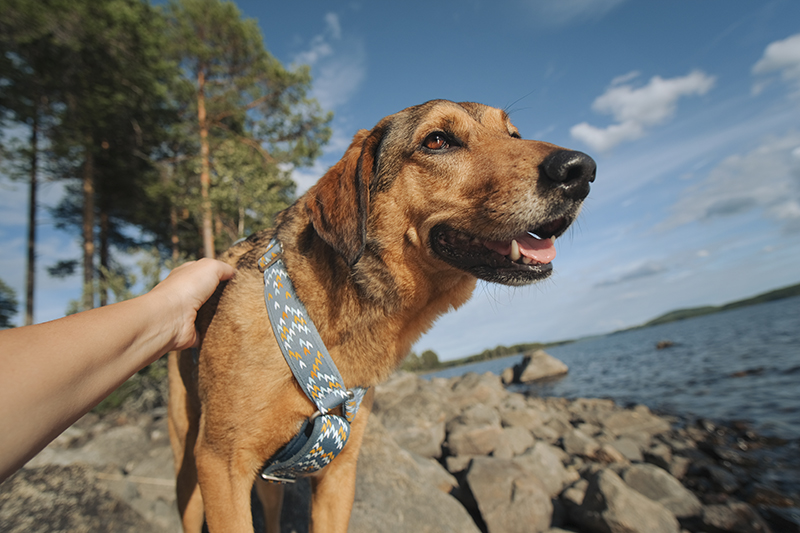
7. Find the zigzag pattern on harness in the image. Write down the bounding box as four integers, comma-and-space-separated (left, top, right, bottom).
259, 239, 369, 483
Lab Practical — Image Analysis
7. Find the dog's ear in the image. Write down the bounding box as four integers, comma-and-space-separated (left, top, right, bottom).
305, 126, 383, 266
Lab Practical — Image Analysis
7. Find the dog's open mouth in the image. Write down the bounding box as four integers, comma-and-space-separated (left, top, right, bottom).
430, 218, 570, 286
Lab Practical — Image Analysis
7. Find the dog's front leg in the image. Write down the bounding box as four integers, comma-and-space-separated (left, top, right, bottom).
308, 389, 374, 533
195, 421, 259, 532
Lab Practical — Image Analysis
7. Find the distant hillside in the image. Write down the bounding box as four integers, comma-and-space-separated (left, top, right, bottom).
641, 282, 800, 328
429, 281, 800, 371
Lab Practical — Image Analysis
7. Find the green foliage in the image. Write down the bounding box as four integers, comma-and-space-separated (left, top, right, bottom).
400, 349, 441, 372
157, 0, 333, 255
3, 0, 333, 316
94, 355, 170, 414
0, 279, 19, 328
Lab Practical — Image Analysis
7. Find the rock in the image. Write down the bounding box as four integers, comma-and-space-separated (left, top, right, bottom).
515, 442, 579, 498
501, 366, 515, 385
373, 371, 420, 412
502, 426, 535, 456
568, 397, 618, 425
0, 464, 163, 533
445, 455, 474, 475
599, 406, 671, 438
466, 456, 553, 533
375, 376, 449, 459
545, 414, 574, 439
349, 416, 481, 533
669, 456, 691, 480
701, 464, 741, 494
498, 399, 545, 431
448, 403, 501, 428
623, 464, 702, 519
562, 478, 589, 508
446, 403, 505, 457
410, 453, 459, 494
562, 428, 600, 458
609, 437, 644, 462
531, 424, 562, 444
449, 372, 507, 410
645, 442, 673, 470
447, 424, 505, 457
27, 424, 151, 470
515, 350, 569, 383
571, 469, 681, 533
700, 501, 772, 533
596, 443, 629, 465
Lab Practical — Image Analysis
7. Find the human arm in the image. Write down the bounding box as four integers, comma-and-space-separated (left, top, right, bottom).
0, 258, 235, 482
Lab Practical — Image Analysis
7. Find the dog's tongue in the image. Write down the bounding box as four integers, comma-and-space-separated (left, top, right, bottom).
484, 233, 556, 264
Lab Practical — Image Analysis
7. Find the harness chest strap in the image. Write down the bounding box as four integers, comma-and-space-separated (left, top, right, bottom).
258, 239, 368, 483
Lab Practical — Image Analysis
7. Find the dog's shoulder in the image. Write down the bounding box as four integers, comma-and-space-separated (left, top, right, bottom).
216, 229, 276, 273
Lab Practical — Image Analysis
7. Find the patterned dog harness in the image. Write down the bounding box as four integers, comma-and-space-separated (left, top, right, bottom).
258, 239, 368, 483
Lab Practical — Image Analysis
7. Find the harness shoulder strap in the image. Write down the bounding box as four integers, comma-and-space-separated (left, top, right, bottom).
258, 240, 367, 483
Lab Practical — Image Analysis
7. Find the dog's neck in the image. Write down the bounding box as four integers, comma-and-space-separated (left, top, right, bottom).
273, 223, 475, 387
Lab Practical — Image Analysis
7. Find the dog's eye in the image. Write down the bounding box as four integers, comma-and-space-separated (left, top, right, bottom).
423, 133, 451, 151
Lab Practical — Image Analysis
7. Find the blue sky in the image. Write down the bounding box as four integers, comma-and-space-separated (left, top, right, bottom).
2, 0, 800, 361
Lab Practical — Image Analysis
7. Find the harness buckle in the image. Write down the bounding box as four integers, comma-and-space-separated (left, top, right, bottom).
260, 473, 296, 484
258, 250, 284, 273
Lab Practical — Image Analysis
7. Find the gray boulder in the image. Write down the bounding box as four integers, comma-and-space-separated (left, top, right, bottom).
0, 464, 162, 533
449, 372, 508, 410
349, 416, 480, 533
514, 442, 580, 498
608, 437, 644, 462
515, 350, 569, 383
563, 428, 601, 458
571, 468, 680, 533
598, 405, 671, 439
466, 456, 553, 533
700, 501, 772, 533
374, 374, 449, 458
623, 463, 702, 519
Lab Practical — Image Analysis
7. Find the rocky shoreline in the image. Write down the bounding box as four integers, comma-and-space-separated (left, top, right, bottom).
2, 367, 798, 532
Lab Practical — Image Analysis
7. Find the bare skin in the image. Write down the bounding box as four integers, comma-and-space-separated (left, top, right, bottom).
0, 258, 236, 482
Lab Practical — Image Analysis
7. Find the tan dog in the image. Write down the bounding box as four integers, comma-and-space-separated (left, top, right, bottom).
167, 99, 596, 532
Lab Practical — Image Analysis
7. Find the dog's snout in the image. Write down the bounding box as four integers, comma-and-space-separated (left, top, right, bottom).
540, 150, 596, 199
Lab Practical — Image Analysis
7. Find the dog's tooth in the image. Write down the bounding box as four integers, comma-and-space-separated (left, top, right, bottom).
510, 239, 521, 261
522, 256, 532, 264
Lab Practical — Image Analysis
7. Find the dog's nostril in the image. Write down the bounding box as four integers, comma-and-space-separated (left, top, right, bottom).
541, 150, 597, 185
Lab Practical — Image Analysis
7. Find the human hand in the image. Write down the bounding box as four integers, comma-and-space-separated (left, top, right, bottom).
148, 258, 236, 351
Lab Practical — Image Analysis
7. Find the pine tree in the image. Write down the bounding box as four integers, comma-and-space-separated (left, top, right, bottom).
0, 0, 67, 323
162, 0, 332, 257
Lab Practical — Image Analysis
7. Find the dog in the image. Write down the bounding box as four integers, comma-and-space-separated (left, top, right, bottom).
167, 99, 596, 532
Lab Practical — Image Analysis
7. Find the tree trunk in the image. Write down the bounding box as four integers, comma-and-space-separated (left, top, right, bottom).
98, 209, 109, 307
170, 204, 180, 263
24, 109, 38, 326
197, 68, 215, 259
82, 139, 95, 311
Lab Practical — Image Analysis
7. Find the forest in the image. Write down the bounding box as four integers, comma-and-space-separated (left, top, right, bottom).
0, 0, 332, 326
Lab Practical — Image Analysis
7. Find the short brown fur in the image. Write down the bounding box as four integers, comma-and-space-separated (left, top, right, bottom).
168, 100, 593, 532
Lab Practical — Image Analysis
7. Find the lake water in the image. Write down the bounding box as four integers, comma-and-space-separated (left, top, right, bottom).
426, 295, 800, 440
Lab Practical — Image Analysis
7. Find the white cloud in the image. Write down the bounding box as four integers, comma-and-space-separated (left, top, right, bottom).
663, 131, 800, 233
752, 33, 800, 96
292, 12, 366, 111
524, 0, 629, 26
571, 70, 716, 152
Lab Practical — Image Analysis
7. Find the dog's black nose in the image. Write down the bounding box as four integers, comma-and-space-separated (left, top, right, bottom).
540, 150, 596, 200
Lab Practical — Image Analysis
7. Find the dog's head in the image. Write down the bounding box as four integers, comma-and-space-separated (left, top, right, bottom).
304, 99, 595, 287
